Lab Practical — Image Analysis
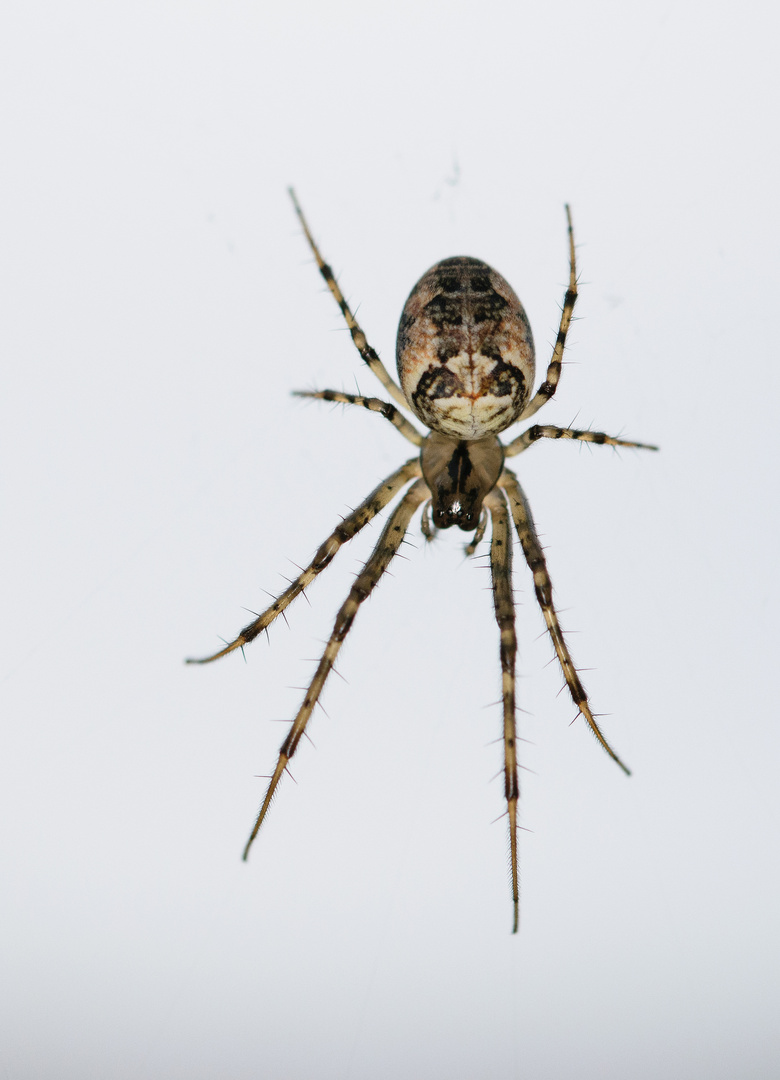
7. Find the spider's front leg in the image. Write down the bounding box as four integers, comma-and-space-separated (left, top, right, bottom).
484, 487, 521, 933
242, 477, 430, 860
500, 468, 631, 775
186, 458, 421, 664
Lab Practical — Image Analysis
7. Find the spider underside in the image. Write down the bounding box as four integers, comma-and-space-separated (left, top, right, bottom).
188, 190, 657, 933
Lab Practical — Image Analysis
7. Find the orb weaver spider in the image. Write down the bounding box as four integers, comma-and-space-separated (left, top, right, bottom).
188, 189, 656, 932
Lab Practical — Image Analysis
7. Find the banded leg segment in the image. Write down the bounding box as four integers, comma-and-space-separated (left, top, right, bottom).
517, 205, 577, 423
485, 488, 521, 933
293, 389, 423, 447
242, 477, 430, 860
186, 458, 421, 664
504, 424, 659, 458
289, 188, 410, 411
500, 468, 631, 775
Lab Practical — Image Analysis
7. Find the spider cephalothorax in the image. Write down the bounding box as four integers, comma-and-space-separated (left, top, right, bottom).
420, 431, 504, 531
188, 190, 656, 933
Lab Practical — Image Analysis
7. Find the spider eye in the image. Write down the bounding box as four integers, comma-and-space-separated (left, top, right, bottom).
432, 496, 480, 532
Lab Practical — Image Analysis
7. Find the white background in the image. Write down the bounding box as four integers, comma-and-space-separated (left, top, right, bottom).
2, 2, 778, 1078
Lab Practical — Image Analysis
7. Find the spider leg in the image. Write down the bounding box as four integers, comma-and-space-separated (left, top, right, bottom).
504, 424, 659, 457
500, 467, 631, 775
516, 205, 576, 423
186, 458, 422, 664
289, 188, 410, 411
242, 477, 430, 860
293, 389, 423, 447
484, 487, 520, 933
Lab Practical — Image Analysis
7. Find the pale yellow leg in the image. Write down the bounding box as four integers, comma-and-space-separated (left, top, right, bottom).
243, 478, 430, 860
517, 205, 577, 423
289, 188, 410, 411
485, 488, 521, 932
186, 458, 421, 664
294, 389, 423, 447
500, 468, 631, 775
504, 424, 658, 458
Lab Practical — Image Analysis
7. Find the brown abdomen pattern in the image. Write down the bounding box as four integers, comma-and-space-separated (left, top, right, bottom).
396, 257, 535, 440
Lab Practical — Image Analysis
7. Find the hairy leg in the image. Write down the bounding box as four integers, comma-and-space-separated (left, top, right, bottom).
500, 468, 630, 775
289, 188, 410, 410
293, 389, 423, 446
186, 458, 421, 664
517, 205, 577, 423
485, 487, 521, 932
504, 424, 658, 457
242, 477, 430, 859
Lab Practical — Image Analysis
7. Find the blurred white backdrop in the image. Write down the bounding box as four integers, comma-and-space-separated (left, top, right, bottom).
2, 2, 778, 1078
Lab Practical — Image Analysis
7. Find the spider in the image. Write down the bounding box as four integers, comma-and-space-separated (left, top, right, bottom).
188, 189, 657, 933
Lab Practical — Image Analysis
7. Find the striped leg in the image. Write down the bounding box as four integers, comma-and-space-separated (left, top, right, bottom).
242, 477, 430, 860
517, 205, 577, 423
485, 488, 521, 933
186, 458, 421, 664
293, 389, 423, 447
504, 424, 659, 458
289, 188, 410, 411
500, 468, 630, 775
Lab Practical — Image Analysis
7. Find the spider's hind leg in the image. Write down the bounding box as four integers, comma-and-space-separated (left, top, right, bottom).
516, 205, 577, 423
289, 188, 409, 410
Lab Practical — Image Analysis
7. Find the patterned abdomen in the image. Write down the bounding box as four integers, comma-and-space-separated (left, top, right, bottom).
396, 257, 535, 440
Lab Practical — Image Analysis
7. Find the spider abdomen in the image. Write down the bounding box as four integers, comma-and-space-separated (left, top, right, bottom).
396, 257, 535, 440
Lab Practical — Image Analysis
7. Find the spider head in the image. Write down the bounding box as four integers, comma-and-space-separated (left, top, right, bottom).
421, 432, 504, 533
